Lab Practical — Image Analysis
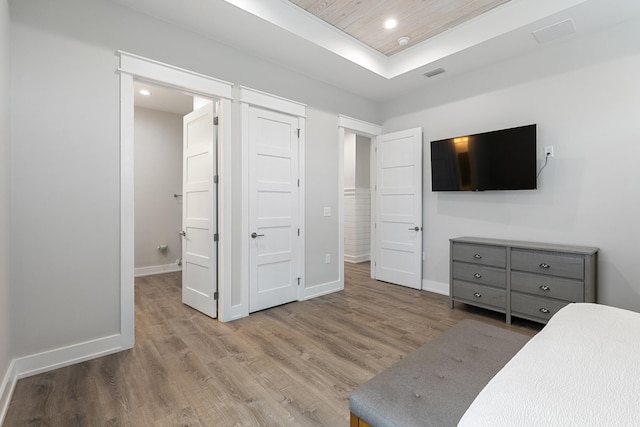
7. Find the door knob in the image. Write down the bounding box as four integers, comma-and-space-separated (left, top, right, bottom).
251, 232, 265, 238
408, 226, 421, 231
179, 231, 186, 236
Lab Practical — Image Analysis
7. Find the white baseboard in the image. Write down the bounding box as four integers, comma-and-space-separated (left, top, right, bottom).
344, 254, 370, 263
299, 279, 343, 300
0, 333, 128, 424
422, 279, 449, 296
0, 359, 16, 426
134, 263, 181, 277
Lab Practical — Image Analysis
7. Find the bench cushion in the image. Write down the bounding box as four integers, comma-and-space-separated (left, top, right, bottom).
349, 319, 530, 427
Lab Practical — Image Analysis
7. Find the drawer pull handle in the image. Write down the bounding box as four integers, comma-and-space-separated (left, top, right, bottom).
539, 263, 550, 269
539, 285, 551, 291
473, 254, 482, 259
473, 273, 482, 279
539, 308, 550, 314
473, 292, 482, 298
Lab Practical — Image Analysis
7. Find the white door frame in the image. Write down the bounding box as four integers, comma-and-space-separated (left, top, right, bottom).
240, 87, 306, 316
118, 51, 234, 349
337, 115, 382, 284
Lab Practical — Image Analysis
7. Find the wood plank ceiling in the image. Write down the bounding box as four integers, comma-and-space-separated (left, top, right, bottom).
288, 0, 512, 56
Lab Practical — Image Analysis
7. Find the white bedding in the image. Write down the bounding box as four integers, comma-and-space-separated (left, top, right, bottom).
459, 303, 640, 426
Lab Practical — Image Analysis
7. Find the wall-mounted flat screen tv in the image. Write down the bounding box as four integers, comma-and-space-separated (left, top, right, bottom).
430, 124, 537, 191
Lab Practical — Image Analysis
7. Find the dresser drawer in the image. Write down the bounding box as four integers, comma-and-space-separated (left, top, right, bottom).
452, 261, 506, 288
511, 249, 584, 280
511, 292, 570, 323
452, 280, 506, 310
511, 271, 583, 302
452, 243, 506, 268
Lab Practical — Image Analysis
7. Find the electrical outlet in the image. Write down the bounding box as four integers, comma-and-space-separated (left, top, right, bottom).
325, 254, 331, 264
544, 146, 554, 158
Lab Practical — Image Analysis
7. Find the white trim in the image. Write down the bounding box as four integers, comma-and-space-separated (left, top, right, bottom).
239, 101, 251, 319
119, 71, 135, 349
239, 86, 306, 117
119, 52, 235, 338
298, 117, 307, 298
337, 117, 381, 286
370, 138, 377, 279
134, 263, 182, 277
0, 360, 16, 426
338, 127, 345, 292
299, 279, 342, 301
118, 51, 232, 99
422, 279, 449, 296
216, 98, 240, 322
338, 115, 382, 137
13, 335, 125, 379
241, 89, 306, 314
344, 254, 370, 264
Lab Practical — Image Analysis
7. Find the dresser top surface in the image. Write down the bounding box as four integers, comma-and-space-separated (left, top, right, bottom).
451, 237, 599, 255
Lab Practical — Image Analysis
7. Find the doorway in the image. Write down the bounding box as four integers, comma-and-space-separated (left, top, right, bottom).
343, 132, 373, 265
133, 82, 219, 318
338, 117, 423, 291
119, 52, 234, 350
133, 81, 192, 278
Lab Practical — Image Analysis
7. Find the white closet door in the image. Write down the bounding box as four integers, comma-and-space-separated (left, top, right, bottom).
374, 127, 423, 289
249, 106, 300, 313
181, 103, 217, 318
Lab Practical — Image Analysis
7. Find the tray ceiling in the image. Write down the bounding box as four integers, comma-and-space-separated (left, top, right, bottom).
288, 0, 511, 56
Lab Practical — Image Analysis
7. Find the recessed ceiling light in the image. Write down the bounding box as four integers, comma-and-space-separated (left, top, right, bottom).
139, 89, 151, 96
397, 36, 410, 46
384, 19, 397, 29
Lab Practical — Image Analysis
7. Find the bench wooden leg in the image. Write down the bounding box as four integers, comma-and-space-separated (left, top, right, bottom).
350, 412, 372, 427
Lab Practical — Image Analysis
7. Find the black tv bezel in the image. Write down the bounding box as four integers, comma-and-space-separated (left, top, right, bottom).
430, 124, 537, 192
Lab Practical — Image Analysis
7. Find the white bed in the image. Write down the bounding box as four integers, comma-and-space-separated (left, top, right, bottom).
459, 303, 640, 426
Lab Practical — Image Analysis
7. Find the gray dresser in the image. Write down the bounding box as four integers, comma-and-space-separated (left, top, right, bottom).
450, 237, 598, 324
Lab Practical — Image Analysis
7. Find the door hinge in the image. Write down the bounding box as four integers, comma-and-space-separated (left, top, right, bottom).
296, 128, 301, 138
213, 116, 219, 126
214, 291, 219, 300
297, 277, 301, 286
214, 233, 219, 242
297, 228, 300, 236
214, 175, 219, 184
297, 178, 300, 187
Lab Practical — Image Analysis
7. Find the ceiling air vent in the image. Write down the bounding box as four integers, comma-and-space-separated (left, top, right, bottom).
532, 19, 576, 44
424, 68, 446, 78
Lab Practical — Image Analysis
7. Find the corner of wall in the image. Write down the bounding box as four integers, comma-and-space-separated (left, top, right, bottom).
0, 359, 17, 426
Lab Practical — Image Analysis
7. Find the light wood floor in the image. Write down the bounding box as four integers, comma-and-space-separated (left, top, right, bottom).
4, 262, 540, 426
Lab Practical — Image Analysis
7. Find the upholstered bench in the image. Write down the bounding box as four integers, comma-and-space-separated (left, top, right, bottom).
349, 319, 530, 427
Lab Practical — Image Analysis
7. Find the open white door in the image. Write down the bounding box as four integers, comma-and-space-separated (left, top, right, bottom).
249, 106, 300, 313
374, 127, 423, 289
181, 102, 217, 318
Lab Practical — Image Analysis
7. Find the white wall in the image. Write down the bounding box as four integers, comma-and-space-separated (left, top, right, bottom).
0, 0, 12, 416
305, 107, 341, 292
9, 0, 378, 360
134, 107, 183, 275
382, 21, 640, 311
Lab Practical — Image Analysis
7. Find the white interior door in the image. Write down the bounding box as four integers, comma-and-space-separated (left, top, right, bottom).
249, 106, 300, 313
181, 102, 217, 318
374, 127, 423, 289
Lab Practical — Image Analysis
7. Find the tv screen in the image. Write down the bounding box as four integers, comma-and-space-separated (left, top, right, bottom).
430, 124, 537, 191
